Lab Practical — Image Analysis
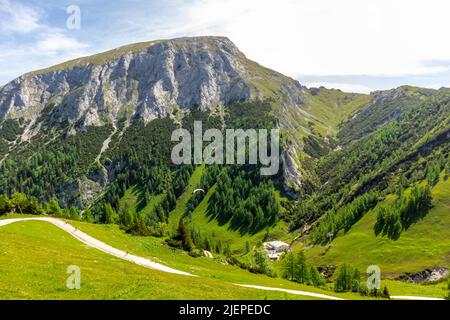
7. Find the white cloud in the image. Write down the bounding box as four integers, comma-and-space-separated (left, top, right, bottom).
0, 1, 91, 85
0, 0, 41, 33
2, 0, 450, 91
36, 31, 90, 53
163, 0, 450, 79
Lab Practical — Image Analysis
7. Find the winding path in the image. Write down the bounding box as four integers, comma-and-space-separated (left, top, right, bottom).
0, 217, 192, 276
0, 217, 445, 300
390, 295, 444, 300
236, 284, 344, 300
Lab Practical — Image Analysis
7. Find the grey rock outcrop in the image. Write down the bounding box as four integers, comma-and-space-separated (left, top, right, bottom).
0, 37, 301, 127
0, 36, 306, 194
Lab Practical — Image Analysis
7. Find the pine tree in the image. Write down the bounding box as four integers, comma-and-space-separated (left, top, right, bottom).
309, 265, 326, 287
216, 240, 223, 254
382, 285, 390, 299
295, 251, 310, 284
351, 268, 361, 292
282, 252, 296, 281
104, 203, 119, 224
68, 207, 80, 220
253, 248, 273, 277
132, 214, 150, 236
177, 219, 194, 252
334, 264, 353, 292
46, 198, 62, 216
120, 203, 135, 228
426, 162, 440, 186
224, 243, 231, 257
0, 195, 12, 215
245, 241, 250, 253
83, 208, 94, 223
445, 156, 450, 180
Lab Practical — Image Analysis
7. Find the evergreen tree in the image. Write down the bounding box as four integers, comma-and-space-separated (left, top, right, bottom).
177, 219, 194, 251
131, 214, 150, 236
83, 208, 94, 223
104, 203, 119, 224
295, 251, 310, 284
309, 265, 326, 287
245, 241, 251, 253
47, 198, 62, 216
382, 285, 390, 299
67, 207, 80, 220
281, 252, 296, 281
216, 240, 223, 254
426, 161, 440, 186
120, 203, 135, 229
253, 248, 274, 277
0, 195, 12, 215
334, 264, 353, 292
445, 156, 450, 180
351, 268, 361, 292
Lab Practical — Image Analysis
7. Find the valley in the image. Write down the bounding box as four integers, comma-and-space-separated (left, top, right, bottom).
0, 36, 448, 300
0, 215, 445, 300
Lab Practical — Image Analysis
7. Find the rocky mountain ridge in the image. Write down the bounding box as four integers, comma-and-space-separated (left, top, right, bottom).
0, 36, 303, 130
0, 36, 308, 195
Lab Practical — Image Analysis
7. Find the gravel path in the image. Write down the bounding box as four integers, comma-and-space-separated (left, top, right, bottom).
0, 217, 192, 276
1, 217, 445, 300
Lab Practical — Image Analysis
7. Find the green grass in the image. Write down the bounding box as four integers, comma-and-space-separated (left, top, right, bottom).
300, 88, 370, 137
119, 185, 165, 218
188, 185, 292, 253
301, 177, 450, 278
383, 280, 448, 299
168, 164, 205, 232
3, 215, 439, 299
0, 221, 323, 300
65, 219, 368, 299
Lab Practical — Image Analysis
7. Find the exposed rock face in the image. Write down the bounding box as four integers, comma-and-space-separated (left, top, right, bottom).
281, 149, 303, 196
0, 36, 301, 127
397, 268, 449, 284
0, 36, 306, 194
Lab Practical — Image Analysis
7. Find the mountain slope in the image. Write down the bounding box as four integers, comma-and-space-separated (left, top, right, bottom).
0, 220, 314, 299
288, 87, 450, 281
0, 36, 310, 205
2, 216, 378, 299
0, 35, 448, 290
300, 175, 450, 276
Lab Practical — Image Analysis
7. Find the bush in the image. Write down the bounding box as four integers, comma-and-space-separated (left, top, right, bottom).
251, 249, 276, 277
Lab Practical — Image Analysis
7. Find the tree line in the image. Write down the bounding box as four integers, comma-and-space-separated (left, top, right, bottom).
334, 264, 390, 298
0, 192, 91, 221
374, 184, 432, 240
309, 192, 380, 244
281, 251, 326, 287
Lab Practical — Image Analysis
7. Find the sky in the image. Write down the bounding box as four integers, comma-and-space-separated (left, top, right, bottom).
1, 0, 450, 93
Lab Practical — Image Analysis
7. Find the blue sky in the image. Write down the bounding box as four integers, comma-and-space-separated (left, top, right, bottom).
1, 0, 450, 93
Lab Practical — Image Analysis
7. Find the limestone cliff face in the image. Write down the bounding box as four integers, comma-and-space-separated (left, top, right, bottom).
0, 37, 301, 125
0, 36, 306, 193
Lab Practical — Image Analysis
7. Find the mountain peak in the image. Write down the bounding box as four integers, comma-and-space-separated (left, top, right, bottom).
30, 36, 239, 76
0, 35, 302, 132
